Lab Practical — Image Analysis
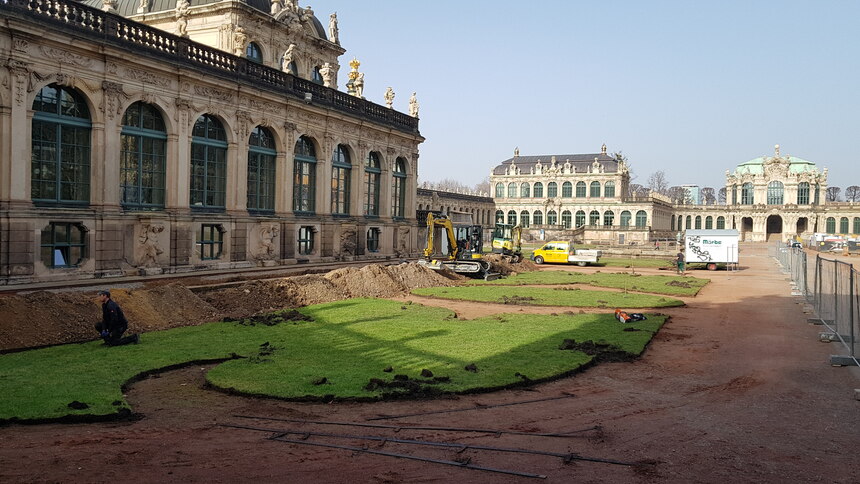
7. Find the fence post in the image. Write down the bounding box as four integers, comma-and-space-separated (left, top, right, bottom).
834, 261, 839, 331
816, 255, 822, 314
850, 266, 855, 358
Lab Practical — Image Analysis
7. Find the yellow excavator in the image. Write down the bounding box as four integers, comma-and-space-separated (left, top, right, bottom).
491, 223, 523, 262
419, 212, 497, 280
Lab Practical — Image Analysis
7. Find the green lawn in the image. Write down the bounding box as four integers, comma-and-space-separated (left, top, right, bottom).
598, 257, 676, 269
470, 271, 709, 297
412, 286, 685, 307
0, 299, 665, 422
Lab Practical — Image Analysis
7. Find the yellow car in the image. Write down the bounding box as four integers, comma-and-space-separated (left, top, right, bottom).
532, 240, 601, 266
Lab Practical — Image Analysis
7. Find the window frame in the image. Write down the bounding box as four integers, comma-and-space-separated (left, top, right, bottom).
247, 125, 277, 213
197, 224, 224, 260
298, 225, 315, 255
293, 136, 317, 214
364, 152, 381, 216
331, 144, 352, 216
190, 115, 228, 211
120, 101, 167, 210
40, 222, 87, 268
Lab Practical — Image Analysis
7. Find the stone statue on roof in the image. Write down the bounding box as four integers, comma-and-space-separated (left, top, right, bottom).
384, 87, 395, 108
175, 0, 190, 37
329, 12, 339, 44
281, 43, 296, 73
233, 27, 248, 56
409, 92, 419, 117
319, 62, 334, 87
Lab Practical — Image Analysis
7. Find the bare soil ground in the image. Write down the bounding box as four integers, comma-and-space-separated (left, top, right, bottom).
1, 245, 859, 483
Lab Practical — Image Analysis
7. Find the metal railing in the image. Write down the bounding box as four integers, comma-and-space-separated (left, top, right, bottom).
773, 242, 859, 366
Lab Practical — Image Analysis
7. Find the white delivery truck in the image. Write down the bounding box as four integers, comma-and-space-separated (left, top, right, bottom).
684, 229, 739, 270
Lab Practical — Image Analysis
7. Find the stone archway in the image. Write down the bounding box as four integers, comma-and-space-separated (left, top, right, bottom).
796, 217, 808, 237
766, 215, 783, 241
741, 217, 753, 241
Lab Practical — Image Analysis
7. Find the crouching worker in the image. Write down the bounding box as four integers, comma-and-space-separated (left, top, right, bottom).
94, 290, 139, 346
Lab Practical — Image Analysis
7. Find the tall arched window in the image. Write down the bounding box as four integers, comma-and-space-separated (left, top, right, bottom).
716, 216, 725, 229
695, 216, 702, 229
731, 184, 737, 204
547, 210, 558, 225
604, 181, 615, 198
576, 181, 586, 197
331, 144, 351, 215
32, 84, 91, 204
561, 210, 572, 228
191, 114, 228, 209
246, 42, 263, 63
767, 181, 784, 205
814, 184, 820, 205
507, 210, 517, 225
741, 182, 754, 204
621, 211, 632, 227
520, 182, 530, 198
495, 210, 504, 223
670, 214, 675, 230
562, 182, 572, 197
247, 126, 276, 212
533, 182, 543, 198
635, 211, 647, 227
590, 181, 601, 198
495, 182, 504, 198
520, 210, 530, 227
685, 215, 692, 229
705, 216, 713, 229
533, 210, 543, 225
507, 182, 517, 198
364, 152, 381, 216
855, 217, 860, 234
589, 210, 600, 226
840, 217, 849, 234
121, 101, 165, 209
292, 136, 317, 212
603, 210, 615, 226
797, 182, 810, 204
575, 210, 586, 228
547, 182, 558, 198
391, 157, 407, 218
826, 217, 836, 233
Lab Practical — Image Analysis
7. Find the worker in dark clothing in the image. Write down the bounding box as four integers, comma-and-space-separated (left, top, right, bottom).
94, 290, 139, 346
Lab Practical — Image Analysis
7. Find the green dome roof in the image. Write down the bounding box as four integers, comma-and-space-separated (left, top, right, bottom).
734, 154, 818, 175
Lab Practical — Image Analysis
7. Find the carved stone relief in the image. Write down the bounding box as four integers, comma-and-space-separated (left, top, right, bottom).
100, 81, 129, 120
39, 46, 93, 68
137, 223, 165, 268
251, 223, 280, 261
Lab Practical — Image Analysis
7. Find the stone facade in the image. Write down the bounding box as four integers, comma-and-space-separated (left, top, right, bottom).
0, 0, 423, 284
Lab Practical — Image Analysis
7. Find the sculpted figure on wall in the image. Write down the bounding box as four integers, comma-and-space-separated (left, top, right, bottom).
394, 227, 410, 257
233, 27, 248, 56
340, 228, 356, 256
281, 43, 296, 73
138, 224, 164, 268
256, 223, 280, 260
319, 62, 334, 87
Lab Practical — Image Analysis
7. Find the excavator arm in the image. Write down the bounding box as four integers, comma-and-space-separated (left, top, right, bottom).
423, 212, 459, 260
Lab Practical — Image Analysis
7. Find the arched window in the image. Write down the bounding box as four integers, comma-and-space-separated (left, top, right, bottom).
604, 181, 615, 198
635, 211, 647, 227
391, 157, 407, 218
767, 181, 784, 205
716, 216, 726, 229
520, 182, 530, 198
621, 211, 632, 227
705, 216, 713, 229
590, 181, 601, 198
32, 84, 91, 204
508, 182, 517, 198
589, 210, 600, 226
533, 210, 543, 225
533, 182, 544, 198
741, 182, 754, 204
670, 214, 675, 231
247, 126, 276, 212
547, 182, 558, 198
575, 181, 586, 197
695, 216, 702, 229
520, 210, 530, 228
366, 228, 380, 252
507, 210, 517, 225
826, 217, 836, 233
604, 210, 615, 226
797, 182, 810, 205
331, 144, 351, 215
293, 136, 317, 213
312, 66, 324, 85
246, 42, 263, 63
495, 182, 504, 198
121, 101, 165, 209
561, 210, 572, 228
495, 210, 504, 223
840, 217, 849, 234
731, 184, 738, 204
364, 152, 381, 216
191, 114, 228, 209
575, 210, 586, 228
814, 184, 820, 205
685, 215, 692, 229
855, 217, 860, 234
562, 182, 573, 197
547, 210, 558, 225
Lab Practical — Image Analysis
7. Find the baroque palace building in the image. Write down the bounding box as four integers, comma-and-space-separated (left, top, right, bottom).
491, 145, 860, 244
0, 0, 423, 284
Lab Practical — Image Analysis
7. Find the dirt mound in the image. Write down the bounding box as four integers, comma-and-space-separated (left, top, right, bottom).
482, 254, 539, 276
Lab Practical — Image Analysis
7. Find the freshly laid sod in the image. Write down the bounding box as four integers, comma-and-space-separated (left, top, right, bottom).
0, 299, 665, 422
598, 257, 676, 269
469, 271, 709, 297
412, 286, 685, 307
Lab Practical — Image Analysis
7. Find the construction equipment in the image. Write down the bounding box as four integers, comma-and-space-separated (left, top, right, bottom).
491, 223, 523, 262
419, 212, 497, 280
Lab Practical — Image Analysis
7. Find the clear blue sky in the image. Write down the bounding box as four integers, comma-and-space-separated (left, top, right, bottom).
319, 0, 860, 190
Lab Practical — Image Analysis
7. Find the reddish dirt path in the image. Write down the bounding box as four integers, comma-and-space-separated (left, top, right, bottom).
1, 244, 859, 483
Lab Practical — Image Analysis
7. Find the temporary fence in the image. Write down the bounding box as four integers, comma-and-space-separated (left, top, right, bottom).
773, 242, 859, 366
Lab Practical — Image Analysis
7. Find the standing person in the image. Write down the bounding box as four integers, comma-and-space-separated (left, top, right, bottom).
94, 290, 139, 346
676, 250, 685, 274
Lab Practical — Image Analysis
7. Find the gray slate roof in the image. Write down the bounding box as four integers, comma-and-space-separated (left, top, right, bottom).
492, 153, 619, 176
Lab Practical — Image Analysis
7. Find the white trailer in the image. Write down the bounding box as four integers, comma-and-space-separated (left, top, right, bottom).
684, 229, 739, 270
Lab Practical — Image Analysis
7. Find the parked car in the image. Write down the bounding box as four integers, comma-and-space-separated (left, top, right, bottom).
531, 240, 601, 266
